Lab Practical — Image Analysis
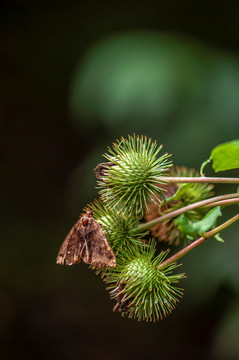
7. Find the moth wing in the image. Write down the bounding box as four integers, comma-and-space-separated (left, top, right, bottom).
56, 220, 85, 266
82, 218, 116, 269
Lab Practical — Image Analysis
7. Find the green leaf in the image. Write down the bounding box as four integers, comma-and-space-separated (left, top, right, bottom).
210, 140, 239, 172
171, 183, 195, 201
175, 206, 222, 237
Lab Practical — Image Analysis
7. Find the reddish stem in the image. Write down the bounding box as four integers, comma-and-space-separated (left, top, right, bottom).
158, 213, 239, 270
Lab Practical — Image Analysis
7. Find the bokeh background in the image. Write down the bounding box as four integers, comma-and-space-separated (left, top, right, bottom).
1, 1, 239, 359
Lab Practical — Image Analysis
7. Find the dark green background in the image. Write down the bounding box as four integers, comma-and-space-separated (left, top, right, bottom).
1, 1, 239, 359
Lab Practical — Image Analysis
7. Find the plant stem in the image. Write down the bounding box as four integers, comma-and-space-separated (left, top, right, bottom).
202, 198, 239, 208
158, 213, 239, 270
160, 176, 239, 184
137, 193, 239, 233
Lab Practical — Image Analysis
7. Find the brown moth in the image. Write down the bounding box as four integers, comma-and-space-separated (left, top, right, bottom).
112, 283, 131, 313
56, 211, 116, 268
93, 162, 115, 180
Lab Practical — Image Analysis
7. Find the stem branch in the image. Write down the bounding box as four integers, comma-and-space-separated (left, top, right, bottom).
202, 198, 239, 208
160, 176, 239, 184
138, 193, 239, 232
158, 213, 239, 270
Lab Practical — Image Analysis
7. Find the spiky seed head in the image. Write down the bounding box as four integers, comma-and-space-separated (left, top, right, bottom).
105, 241, 185, 321
145, 166, 215, 246
97, 135, 172, 216
88, 199, 148, 253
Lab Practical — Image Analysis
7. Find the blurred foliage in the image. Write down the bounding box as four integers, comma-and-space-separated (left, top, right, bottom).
70, 31, 239, 164
70, 32, 202, 130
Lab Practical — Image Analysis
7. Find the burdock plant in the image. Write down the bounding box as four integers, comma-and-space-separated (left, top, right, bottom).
58, 135, 239, 322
